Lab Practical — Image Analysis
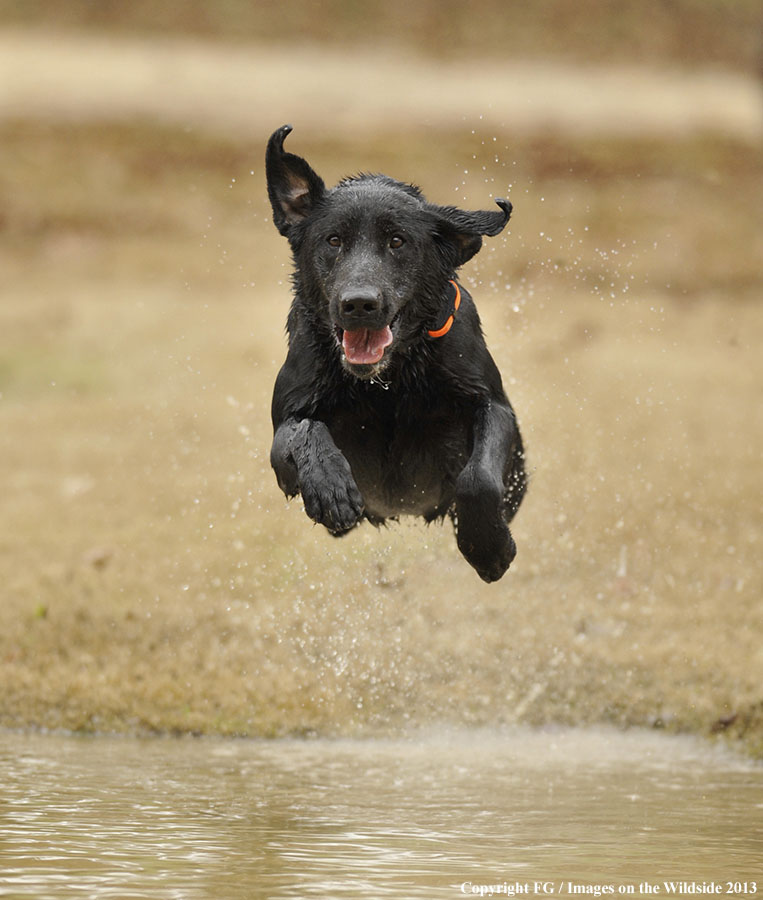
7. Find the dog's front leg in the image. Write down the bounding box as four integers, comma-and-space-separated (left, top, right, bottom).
271, 418, 365, 535
454, 402, 519, 582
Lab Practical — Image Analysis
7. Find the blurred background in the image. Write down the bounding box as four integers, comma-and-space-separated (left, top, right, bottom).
0, 1, 761, 753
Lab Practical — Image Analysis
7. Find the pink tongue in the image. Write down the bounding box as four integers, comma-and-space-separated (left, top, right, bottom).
342, 326, 393, 365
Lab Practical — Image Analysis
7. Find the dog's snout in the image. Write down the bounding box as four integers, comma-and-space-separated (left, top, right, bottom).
340, 290, 383, 321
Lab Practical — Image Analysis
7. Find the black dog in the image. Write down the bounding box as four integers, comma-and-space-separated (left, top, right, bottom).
266, 125, 526, 582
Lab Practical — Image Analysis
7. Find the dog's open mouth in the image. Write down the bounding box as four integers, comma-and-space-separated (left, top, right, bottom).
340, 326, 393, 366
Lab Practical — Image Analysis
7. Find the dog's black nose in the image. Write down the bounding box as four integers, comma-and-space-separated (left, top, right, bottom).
340, 289, 383, 321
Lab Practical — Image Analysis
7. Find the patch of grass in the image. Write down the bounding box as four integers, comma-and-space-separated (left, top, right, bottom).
0, 345, 109, 397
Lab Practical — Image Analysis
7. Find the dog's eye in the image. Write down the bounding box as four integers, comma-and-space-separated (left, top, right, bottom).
327, 235, 342, 248
389, 235, 405, 249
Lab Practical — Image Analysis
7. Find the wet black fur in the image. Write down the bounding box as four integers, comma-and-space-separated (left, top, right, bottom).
266, 125, 526, 582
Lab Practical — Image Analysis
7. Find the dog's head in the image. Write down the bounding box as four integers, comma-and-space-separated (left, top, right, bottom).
266, 124, 511, 379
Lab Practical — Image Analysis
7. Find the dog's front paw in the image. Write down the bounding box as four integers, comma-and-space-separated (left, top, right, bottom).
299, 453, 365, 536
455, 467, 516, 582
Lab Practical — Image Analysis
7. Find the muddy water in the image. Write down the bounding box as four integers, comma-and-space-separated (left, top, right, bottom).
1, 729, 761, 899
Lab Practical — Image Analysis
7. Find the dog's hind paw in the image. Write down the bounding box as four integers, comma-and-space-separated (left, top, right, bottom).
454, 472, 517, 582
460, 529, 517, 583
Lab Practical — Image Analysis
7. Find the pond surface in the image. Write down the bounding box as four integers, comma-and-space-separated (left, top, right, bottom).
1, 728, 761, 899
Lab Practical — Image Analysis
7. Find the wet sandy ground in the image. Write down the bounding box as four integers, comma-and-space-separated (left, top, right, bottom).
0, 30, 761, 754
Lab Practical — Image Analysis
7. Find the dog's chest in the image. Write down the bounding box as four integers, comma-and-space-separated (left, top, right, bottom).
326, 397, 471, 519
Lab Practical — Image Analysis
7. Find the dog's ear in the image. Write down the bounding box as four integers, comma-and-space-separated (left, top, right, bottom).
266, 125, 326, 236
431, 199, 512, 265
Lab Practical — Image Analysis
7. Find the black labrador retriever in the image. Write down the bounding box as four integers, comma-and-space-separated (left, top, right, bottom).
266, 125, 526, 582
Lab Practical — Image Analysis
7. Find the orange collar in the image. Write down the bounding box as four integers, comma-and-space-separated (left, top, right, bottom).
427, 280, 461, 339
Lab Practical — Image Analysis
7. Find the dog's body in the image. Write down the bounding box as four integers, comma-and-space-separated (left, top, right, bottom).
266, 125, 526, 582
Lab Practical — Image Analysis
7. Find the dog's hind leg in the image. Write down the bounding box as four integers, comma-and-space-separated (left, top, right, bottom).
504, 432, 527, 523
453, 402, 521, 583
271, 418, 365, 536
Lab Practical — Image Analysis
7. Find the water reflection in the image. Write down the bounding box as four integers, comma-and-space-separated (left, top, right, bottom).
1, 729, 761, 898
